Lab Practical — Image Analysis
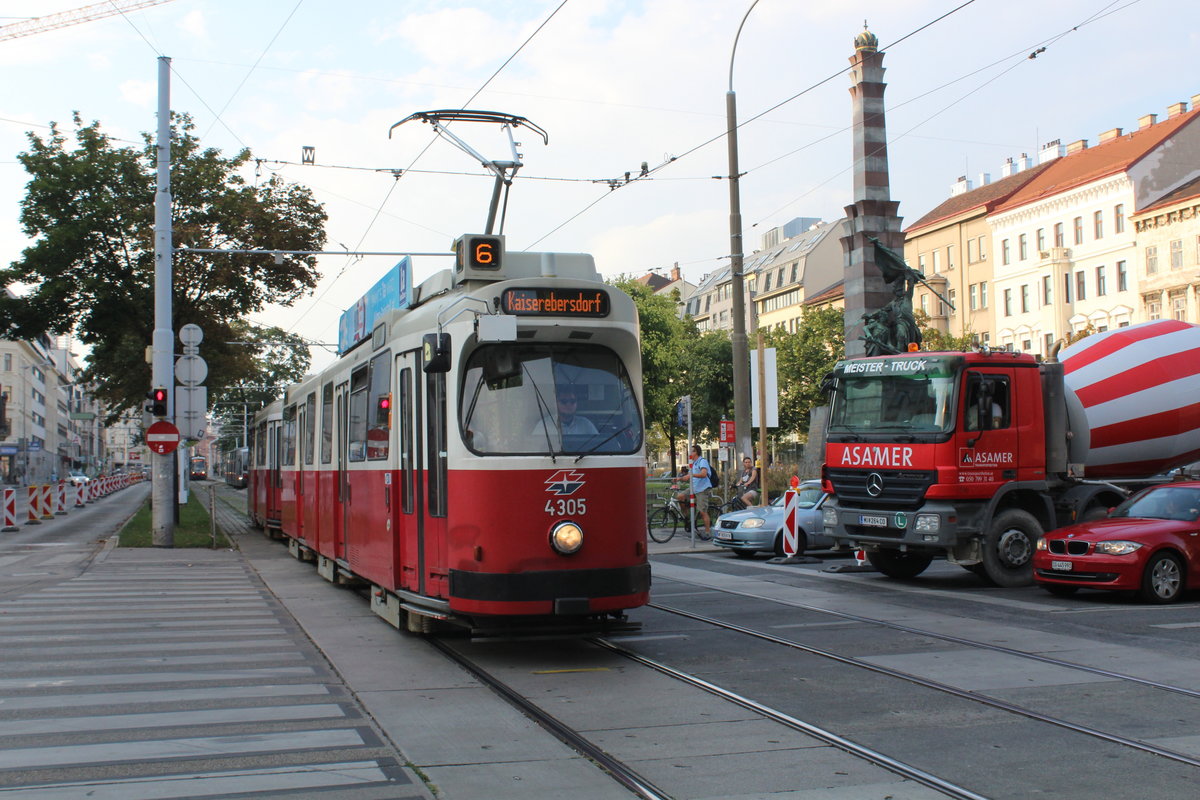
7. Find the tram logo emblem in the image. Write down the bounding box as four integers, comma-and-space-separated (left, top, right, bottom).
545, 470, 586, 496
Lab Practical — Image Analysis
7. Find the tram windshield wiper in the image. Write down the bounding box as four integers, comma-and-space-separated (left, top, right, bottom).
574, 424, 632, 463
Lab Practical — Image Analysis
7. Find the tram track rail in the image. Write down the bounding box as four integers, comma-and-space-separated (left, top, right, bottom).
430, 633, 988, 800
643, 585, 1200, 771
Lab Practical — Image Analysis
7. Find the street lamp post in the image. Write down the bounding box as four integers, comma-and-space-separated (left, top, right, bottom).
727, 0, 760, 465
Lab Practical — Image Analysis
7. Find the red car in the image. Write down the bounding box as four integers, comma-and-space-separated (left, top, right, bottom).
1034, 482, 1200, 603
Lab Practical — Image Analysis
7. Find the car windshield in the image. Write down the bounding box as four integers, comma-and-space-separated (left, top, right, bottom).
1111, 486, 1200, 522
766, 486, 822, 509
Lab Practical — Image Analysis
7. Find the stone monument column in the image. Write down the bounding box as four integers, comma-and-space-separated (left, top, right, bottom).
840, 23, 905, 358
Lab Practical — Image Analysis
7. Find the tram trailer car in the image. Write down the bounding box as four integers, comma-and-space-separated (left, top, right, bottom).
821, 320, 1200, 587
250, 234, 650, 635
248, 400, 283, 530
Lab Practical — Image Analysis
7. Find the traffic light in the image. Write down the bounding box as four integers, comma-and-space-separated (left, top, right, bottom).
146, 387, 168, 417
376, 393, 392, 428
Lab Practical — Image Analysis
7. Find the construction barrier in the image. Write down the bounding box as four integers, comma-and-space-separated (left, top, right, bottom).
26, 485, 41, 525
39, 484, 53, 520
2, 488, 17, 532
55, 482, 68, 515
75, 482, 86, 508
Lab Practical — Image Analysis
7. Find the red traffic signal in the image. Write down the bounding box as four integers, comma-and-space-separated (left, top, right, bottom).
146, 387, 168, 417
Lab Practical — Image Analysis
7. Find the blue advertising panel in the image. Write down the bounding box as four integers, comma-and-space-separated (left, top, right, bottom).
338, 256, 412, 354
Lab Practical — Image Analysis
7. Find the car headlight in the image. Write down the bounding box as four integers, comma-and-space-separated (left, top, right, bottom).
915, 513, 940, 532
550, 522, 583, 555
1036, 537, 1048, 551
823, 507, 837, 527
1094, 540, 1142, 556
741, 518, 765, 529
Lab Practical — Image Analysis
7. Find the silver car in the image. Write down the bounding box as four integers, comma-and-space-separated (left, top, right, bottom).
713, 481, 834, 558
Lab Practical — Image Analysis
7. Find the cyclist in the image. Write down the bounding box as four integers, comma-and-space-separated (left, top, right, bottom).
736, 455, 760, 507
675, 444, 714, 537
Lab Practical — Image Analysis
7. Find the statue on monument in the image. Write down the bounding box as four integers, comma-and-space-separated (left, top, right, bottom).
861, 237, 950, 356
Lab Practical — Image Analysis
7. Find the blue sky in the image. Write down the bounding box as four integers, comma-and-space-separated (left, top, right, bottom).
2, 0, 1197, 370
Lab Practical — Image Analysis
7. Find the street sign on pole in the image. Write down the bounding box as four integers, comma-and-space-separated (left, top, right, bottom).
146, 420, 181, 455
176, 386, 208, 440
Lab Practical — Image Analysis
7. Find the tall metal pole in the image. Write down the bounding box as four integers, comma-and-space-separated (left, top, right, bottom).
151, 55, 175, 547
727, 1, 760, 466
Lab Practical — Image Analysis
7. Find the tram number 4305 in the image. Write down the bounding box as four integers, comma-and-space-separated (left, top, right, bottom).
545, 498, 587, 516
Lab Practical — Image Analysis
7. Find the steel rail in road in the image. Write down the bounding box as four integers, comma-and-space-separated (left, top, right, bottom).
427, 637, 671, 800
645, 601, 1200, 772
592, 636, 989, 800
663, 573, 1200, 701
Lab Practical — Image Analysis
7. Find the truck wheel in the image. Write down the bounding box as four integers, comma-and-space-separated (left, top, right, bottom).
866, 549, 933, 579
982, 509, 1040, 588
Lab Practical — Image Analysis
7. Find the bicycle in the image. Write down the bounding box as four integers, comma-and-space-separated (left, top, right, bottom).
647, 488, 720, 543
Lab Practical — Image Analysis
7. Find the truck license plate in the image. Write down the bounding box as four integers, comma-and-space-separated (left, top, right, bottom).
1051, 560, 1072, 571
859, 514, 887, 527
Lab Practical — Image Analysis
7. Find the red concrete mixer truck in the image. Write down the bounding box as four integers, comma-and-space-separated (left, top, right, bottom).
820, 319, 1200, 587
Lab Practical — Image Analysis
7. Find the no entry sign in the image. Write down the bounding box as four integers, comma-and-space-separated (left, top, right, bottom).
146, 420, 181, 455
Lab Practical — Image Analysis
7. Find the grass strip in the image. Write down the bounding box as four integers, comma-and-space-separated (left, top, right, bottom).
118, 493, 223, 548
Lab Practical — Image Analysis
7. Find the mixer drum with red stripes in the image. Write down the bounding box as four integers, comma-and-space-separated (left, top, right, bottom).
1060, 320, 1200, 478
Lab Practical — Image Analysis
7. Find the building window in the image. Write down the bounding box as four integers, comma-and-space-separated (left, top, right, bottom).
977, 236, 987, 260
980, 281, 988, 309
1002, 239, 1010, 265
969, 283, 978, 310
1093, 210, 1104, 239
918, 254, 927, 273
920, 293, 928, 314
947, 244, 955, 270
1171, 289, 1188, 321
1037, 228, 1046, 253
1054, 222, 1064, 247
1114, 204, 1125, 234
2, 354, 9, 372
1044, 333, 1055, 354
790, 263, 798, 282
1076, 271, 1086, 301
1019, 234, 1028, 260
1146, 246, 1158, 274
1064, 273, 1072, 303
932, 250, 941, 273
1003, 288, 1012, 317
1096, 266, 1106, 296
1073, 216, 1084, 245
1170, 239, 1183, 269
1020, 284, 1030, 313
762, 274, 771, 292
967, 238, 976, 263
1117, 260, 1128, 291
1042, 275, 1052, 305
948, 288, 956, 315
1145, 293, 1161, 320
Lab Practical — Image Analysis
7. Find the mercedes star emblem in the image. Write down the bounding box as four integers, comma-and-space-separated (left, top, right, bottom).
866, 472, 885, 497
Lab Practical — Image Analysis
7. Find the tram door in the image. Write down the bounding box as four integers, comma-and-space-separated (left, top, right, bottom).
334, 381, 349, 562
295, 401, 307, 541
267, 418, 282, 527
395, 350, 446, 596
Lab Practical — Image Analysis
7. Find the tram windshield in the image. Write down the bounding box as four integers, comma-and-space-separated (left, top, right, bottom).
460, 344, 642, 456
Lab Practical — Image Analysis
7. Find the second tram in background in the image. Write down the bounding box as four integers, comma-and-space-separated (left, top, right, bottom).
248, 233, 649, 635
189, 455, 208, 481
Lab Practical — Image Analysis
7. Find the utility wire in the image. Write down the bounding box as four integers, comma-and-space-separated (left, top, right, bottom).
285, 0, 573, 336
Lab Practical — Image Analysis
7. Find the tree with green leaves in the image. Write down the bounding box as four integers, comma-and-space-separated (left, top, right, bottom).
914, 310, 976, 351
0, 112, 326, 421
762, 306, 845, 438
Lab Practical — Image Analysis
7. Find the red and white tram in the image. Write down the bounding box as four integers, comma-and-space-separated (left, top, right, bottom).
248, 234, 649, 634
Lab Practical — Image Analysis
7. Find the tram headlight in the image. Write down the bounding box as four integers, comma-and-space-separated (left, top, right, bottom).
550, 521, 584, 555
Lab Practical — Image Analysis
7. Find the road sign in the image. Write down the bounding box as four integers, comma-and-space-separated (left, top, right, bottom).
176, 386, 208, 440
719, 420, 735, 444
146, 420, 181, 455
175, 354, 208, 385
179, 323, 203, 346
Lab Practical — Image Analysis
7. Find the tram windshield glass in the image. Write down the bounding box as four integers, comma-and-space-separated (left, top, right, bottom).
461, 344, 642, 456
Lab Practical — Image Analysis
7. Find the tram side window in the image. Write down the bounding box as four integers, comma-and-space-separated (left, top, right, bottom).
348, 365, 370, 462
320, 383, 333, 464
282, 405, 297, 466
255, 422, 267, 466
368, 351, 391, 460
427, 371, 447, 518
400, 366, 414, 514
304, 393, 316, 465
